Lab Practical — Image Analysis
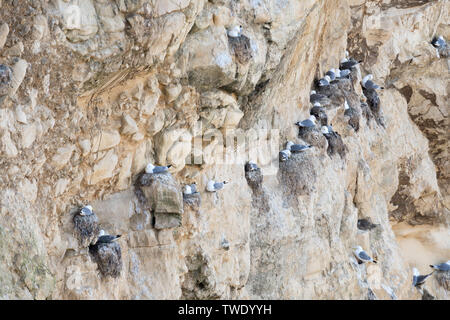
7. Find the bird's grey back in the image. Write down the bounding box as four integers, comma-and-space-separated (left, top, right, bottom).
290, 144, 310, 152
358, 251, 372, 261
153, 166, 168, 173
300, 119, 315, 127
214, 182, 224, 190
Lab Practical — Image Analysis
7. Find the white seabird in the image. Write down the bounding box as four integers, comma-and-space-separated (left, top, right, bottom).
412, 267, 434, 287
79, 205, 94, 216
325, 69, 337, 81
206, 180, 228, 192
431, 35, 446, 48
353, 246, 377, 264
145, 163, 172, 174
295, 115, 317, 128
318, 75, 331, 87
227, 25, 243, 38
286, 141, 313, 153
245, 161, 259, 172
430, 260, 450, 271
321, 126, 330, 134
279, 149, 291, 162
338, 69, 351, 77
340, 57, 362, 70
183, 183, 198, 195
96, 230, 121, 244
362, 74, 383, 90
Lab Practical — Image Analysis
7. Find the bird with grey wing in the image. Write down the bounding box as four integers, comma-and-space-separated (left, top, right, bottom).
295, 115, 317, 129
206, 180, 228, 192
362, 74, 384, 90
353, 246, 377, 264
145, 163, 172, 174
79, 205, 94, 216
286, 141, 313, 153
412, 267, 434, 287
183, 183, 198, 195
245, 161, 259, 172
429, 260, 450, 272
95, 230, 121, 244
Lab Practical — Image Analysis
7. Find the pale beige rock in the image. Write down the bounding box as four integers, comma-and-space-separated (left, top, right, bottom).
21, 124, 37, 149
1, 131, 18, 157
9, 59, 28, 95
52, 144, 75, 169
89, 149, 118, 185
91, 131, 121, 152
121, 114, 138, 135
0, 23, 9, 50
78, 139, 91, 156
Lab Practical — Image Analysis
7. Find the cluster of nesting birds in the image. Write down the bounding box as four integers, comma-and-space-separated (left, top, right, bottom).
144, 163, 229, 194
278, 51, 383, 162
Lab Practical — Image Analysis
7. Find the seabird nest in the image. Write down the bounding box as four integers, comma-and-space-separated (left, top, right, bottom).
89, 242, 123, 278
73, 212, 100, 248
279, 152, 317, 196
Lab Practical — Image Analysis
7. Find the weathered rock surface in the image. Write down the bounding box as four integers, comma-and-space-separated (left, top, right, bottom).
0, 0, 448, 300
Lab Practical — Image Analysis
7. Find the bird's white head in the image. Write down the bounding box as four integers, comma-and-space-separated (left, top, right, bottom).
321, 126, 329, 134
99, 230, 105, 236
313, 102, 321, 107
85, 205, 93, 211
341, 57, 349, 64
345, 50, 349, 58
286, 141, 294, 150
412, 267, 420, 276
333, 69, 341, 77
309, 115, 317, 123
344, 100, 350, 110
353, 245, 362, 251
363, 74, 373, 84
438, 35, 444, 41
324, 75, 331, 82
183, 185, 192, 194
310, 90, 316, 95
145, 163, 155, 173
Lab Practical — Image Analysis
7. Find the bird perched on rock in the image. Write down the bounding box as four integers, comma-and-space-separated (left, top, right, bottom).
221, 237, 230, 251
145, 163, 172, 174
286, 141, 313, 153
412, 268, 434, 287
340, 57, 362, 70
337, 68, 351, 78
430, 261, 450, 271
431, 35, 447, 49
79, 205, 94, 216
362, 74, 384, 90
183, 183, 198, 195
206, 180, 228, 192
318, 75, 332, 87
295, 115, 317, 129
353, 246, 377, 264
279, 149, 291, 162
96, 230, 121, 244
245, 161, 259, 172
310, 90, 331, 106
227, 25, 243, 38
325, 69, 337, 81
431, 35, 449, 58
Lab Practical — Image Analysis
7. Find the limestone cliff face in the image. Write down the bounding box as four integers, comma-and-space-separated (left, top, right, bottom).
0, 0, 448, 300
